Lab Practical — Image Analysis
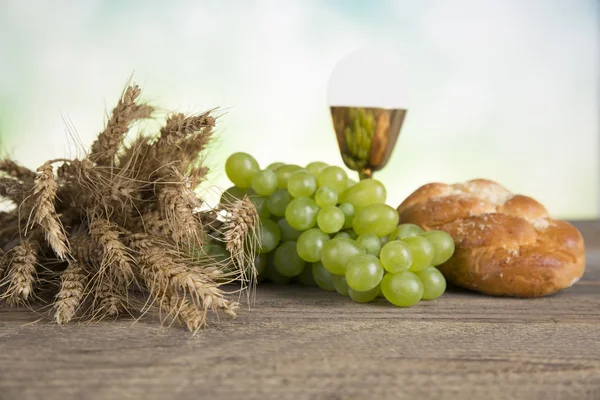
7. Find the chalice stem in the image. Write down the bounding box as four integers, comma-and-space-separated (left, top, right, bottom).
359, 168, 373, 180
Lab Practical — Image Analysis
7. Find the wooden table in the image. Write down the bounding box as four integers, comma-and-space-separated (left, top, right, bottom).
1, 221, 598, 400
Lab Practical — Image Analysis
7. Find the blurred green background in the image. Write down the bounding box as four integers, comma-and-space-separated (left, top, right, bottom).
0, 0, 598, 218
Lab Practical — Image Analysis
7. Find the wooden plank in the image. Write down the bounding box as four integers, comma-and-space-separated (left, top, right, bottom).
0, 220, 599, 400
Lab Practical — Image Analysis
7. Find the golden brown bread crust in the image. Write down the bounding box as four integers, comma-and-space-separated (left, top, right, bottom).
397, 179, 586, 298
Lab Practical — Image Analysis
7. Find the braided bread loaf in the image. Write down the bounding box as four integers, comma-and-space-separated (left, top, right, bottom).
397, 179, 585, 298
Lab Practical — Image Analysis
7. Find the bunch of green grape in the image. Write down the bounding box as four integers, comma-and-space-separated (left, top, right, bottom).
222, 152, 455, 307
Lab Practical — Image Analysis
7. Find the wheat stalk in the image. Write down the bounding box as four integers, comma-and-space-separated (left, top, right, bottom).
29, 162, 70, 259
136, 211, 173, 238
162, 293, 205, 333
162, 116, 214, 180
158, 184, 200, 243
128, 233, 237, 328
222, 196, 259, 269
70, 232, 103, 266
95, 278, 125, 318
1, 241, 38, 305
117, 135, 149, 168
220, 195, 259, 302
59, 159, 138, 215
222, 196, 258, 253
128, 234, 208, 329
159, 112, 215, 146
89, 218, 135, 286
89, 84, 153, 166
137, 113, 215, 184
54, 260, 89, 324
0, 249, 6, 280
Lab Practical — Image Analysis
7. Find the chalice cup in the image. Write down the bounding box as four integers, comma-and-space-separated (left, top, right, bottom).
330, 106, 407, 180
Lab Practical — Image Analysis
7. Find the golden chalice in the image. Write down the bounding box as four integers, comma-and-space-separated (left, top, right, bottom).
328, 50, 408, 180
330, 106, 406, 180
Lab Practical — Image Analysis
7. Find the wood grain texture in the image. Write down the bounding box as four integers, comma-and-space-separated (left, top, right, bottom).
1, 221, 599, 400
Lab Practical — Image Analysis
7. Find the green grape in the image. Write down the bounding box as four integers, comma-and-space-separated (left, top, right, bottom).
381, 271, 423, 307
314, 187, 338, 208
297, 263, 317, 286
251, 169, 278, 196
199, 243, 230, 264
316, 206, 345, 234
306, 161, 328, 177
391, 223, 425, 240
349, 285, 380, 303
249, 196, 271, 219
345, 254, 384, 292
273, 241, 306, 277
380, 235, 390, 245
421, 230, 455, 266
414, 267, 446, 300
277, 218, 301, 241
225, 152, 259, 188
285, 197, 319, 231
288, 170, 318, 198
338, 202, 355, 229
254, 254, 268, 275
332, 274, 349, 296
402, 236, 434, 272
335, 232, 352, 239
296, 229, 330, 262
346, 178, 357, 188
258, 219, 281, 253
275, 165, 302, 188
380, 240, 413, 273
266, 188, 291, 217
220, 186, 253, 204
317, 166, 348, 193
339, 179, 386, 208
312, 262, 336, 292
353, 204, 399, 237
356, 233, 382, 256
321, 238, 364, 275
265, 257, 292, 285
266, 162, 285, 171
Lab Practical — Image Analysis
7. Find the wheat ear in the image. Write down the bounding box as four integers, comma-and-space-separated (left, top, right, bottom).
89, 84, 153, 165
222, 196, 258, 256
162, 293, 205, 333
159, 112, 215, 146
222, 196, 259, 277
94, 277, 126, 318
29, 162, 70, 259
127, 233, 206, 329
158, 184, 200, 243
54, 260, 89, 324
1, 241, 37, 305
128, 234, 237, 327
143, 113, 215, 182
89, 218, 135, 286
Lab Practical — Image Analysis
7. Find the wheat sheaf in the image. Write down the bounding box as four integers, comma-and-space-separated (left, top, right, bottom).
0, 82, 259, 332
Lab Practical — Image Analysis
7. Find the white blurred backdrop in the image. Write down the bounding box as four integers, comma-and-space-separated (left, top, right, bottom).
0, 0, 598, 218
